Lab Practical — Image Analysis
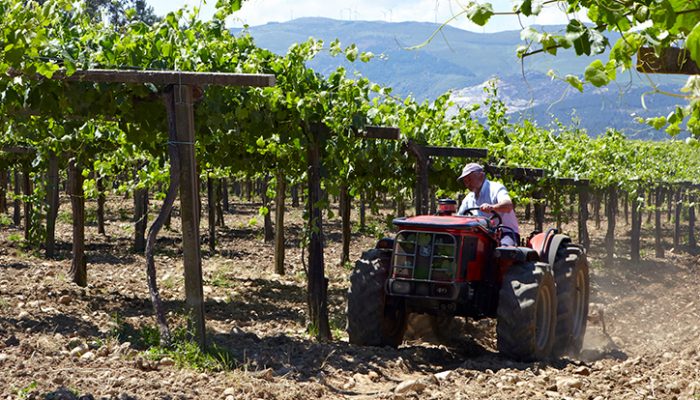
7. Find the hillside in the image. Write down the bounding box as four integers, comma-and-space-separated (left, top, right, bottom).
234, 18, 688, 139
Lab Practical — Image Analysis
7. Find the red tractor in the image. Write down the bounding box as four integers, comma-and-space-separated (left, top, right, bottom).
346, 204, 589, 361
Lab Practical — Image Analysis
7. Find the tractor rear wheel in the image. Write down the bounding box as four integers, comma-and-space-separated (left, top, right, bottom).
497, 262, 557, 361
551, 245, 590, 357
346, 249, 406, 347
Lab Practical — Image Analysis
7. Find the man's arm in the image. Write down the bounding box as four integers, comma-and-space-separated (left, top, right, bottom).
479, 197, 513, 213
479, 185, 514, 213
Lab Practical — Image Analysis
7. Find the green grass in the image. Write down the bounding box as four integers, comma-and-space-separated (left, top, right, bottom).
160, 274, 178, 290
208, 269, 233, 288
57, 211, 72, 224
84, 208, 98, 225
108, 313, 237, 372
14, 381, 38, 399
329, 313, 347, 341
0, 214, 12, 226
7, 233, 23, 244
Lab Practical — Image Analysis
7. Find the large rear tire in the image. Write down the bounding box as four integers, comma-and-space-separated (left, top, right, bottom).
551, 245, 590, 357
497, 262, 557, 361
346, 249, 406, 347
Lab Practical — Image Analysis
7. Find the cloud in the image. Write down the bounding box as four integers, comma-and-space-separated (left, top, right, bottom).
147, 0, 577, 32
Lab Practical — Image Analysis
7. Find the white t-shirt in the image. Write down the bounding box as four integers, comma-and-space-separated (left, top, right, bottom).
457, 179, 519, 244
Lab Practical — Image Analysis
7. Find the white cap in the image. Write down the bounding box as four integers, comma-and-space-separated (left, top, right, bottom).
457, 163, 483, 181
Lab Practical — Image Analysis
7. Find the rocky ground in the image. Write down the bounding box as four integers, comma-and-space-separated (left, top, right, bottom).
0, 197, 699, 399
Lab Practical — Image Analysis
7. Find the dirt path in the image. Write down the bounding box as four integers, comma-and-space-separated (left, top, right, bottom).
0, 199, 699, 399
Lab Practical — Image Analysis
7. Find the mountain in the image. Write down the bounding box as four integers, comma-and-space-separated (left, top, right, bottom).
233, 18, 688, 139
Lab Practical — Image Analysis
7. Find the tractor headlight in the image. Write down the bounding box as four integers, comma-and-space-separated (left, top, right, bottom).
391, 280, 411, 294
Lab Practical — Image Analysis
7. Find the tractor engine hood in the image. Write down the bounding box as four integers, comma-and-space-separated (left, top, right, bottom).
393, 215, 491, 230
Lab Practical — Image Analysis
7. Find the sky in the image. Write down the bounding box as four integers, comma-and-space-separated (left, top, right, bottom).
146, 0, 578, 33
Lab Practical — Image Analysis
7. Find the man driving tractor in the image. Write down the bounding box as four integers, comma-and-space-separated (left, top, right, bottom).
457, 162, 520, 246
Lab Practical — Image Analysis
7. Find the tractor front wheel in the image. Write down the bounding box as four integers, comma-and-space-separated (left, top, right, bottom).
346, 249, 406, 347
497, 262, 557, 361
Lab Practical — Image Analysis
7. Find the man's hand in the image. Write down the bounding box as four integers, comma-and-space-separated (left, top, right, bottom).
480, 203, 494, 213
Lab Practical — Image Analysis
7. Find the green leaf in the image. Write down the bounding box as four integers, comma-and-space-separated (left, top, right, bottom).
518, 0, 533, 16
467, 3, 494, 26
215, 0, 242, 12
605, 60, 617, 81
681, 76, 700, 96
646, 116, 667, 130
36, 62, 60, 79
330, 39, 342, 56
584, 60, 610, 87
565, 74, 584, 92
345, 44, 358, 62
566, 20, 592, 55
686, 22, 700, 65
161, 42, 173, 58
359, 51, 374, 62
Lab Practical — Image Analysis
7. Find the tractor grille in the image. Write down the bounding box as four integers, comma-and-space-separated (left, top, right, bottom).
392, 231, 456, 282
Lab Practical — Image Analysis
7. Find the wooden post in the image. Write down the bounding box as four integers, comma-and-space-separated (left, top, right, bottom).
359, 192, 366, 230
578, 184, 590, 250
232, 180, 241, 198
96, 174, 106, 235
134, 181, 148, 253
646, 190, 653, 224
605, 186, 617, 262
429, 185, 437, 215
667, 188, 673, 223
168, 84, 205, 348
13, 169, 21, 226
21, 163, 32, 242
216, 179, 225, 227
524, 203, 531, 221
534, 189, 545, 232
46, 153, 60, 257
554, 187, 562, 232
274, 171, 286, 275
407, 142, 429, 216
69, 159, 87, 287
164, 207, 172, 229
655, 186, 664, 258
207, 175, 217, 253
673, 187, 682, 249
623, 191, 629, 225
221, 178, 229, 213
630, 187, 642, 263
397, 192, 406, 217
246, 178, 253, 203
0, 167, 7, 214
340, 183, 351, 265
262, 174, 274, 243
593, 191, 601, 229
306, 123, 331, 341
291, 184, 299, 208
689, 190, 696, 250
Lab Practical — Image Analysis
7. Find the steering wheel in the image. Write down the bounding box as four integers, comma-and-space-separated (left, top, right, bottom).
462, 206, 503, 227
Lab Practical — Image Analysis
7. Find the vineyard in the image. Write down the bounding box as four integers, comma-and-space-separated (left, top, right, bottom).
1, 0, 700, 399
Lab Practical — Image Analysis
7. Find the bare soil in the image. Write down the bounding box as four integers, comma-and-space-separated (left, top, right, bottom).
1, 196, 699, 400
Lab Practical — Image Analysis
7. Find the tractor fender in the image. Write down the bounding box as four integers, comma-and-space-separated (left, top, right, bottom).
547, 234, 571, 266
494, 246, 540, 263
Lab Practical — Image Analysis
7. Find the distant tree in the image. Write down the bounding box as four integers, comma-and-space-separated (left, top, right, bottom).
84, 0, 158, 26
